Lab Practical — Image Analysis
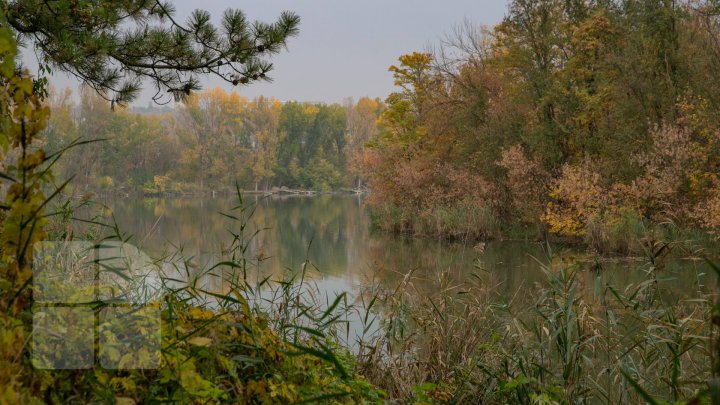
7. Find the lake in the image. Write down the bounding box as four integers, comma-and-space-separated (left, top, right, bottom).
90, 194, 713, 307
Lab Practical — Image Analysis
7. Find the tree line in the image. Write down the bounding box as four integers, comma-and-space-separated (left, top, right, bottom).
43, 87, 383, 194
358, 0, 720, 252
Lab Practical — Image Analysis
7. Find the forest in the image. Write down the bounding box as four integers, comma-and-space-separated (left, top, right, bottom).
44, 87, 383, 194
358, 0, 720, 253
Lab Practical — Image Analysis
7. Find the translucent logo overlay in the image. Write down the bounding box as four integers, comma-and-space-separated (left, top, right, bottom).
32, 241, 161, 370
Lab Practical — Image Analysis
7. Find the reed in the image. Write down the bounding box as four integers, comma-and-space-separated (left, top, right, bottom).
351, 241, 716, 404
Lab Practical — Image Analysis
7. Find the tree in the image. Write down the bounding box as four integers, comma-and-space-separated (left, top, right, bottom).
3, 1, 300, 104
275, 101, 350, 190
358, 0, 720, 245
76, 85, 114, 187
41, 86, 370, 194
277, 102, 317, 187
313, 104, 347, 170
345, 97, 383, 188
245, 96, 282, 191
42, 86, 77, 156
493, 0, 571, 166
179, 88, 247, 192
380, 52, 435, 145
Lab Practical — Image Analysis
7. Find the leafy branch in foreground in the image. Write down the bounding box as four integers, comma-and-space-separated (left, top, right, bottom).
3, 0, 300, 104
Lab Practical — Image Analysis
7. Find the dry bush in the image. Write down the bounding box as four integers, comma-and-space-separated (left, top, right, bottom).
692, 184, 720, 234
498, 144, 550, 224
631, 124, 703, 222
542, 124, 718, 251
355, 271, 498, 400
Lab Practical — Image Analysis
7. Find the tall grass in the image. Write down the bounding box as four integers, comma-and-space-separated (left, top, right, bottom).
44, 190, 720, 403
352, 242, 716, 403
369, 201, 500, 241
34, 188, 385, 403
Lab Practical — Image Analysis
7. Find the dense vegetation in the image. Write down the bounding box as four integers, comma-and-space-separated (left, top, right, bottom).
360, 0, 720, 253
354, 243, 720, 403
4, 0, 720, 404
0, 4, 383, 404
44, 88, 383, 194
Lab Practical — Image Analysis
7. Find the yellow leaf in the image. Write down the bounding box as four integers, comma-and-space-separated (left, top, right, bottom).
188, 337, 212, 347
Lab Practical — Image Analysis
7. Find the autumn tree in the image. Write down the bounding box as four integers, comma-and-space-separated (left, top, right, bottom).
178, 88, 248, 192
42, 87, 76, 154
345, 97, 383, 188
244, 96, 282, 191
42, 87, 367, 194
359, 0, 720, 248
76, 86, 114, 187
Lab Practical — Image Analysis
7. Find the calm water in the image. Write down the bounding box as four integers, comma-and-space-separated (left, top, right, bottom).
95, 195, 711, 303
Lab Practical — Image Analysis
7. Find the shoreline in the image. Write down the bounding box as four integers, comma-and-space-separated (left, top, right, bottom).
59, 186, 370, 199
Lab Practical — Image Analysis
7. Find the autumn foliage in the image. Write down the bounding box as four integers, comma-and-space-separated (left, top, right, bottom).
360, 1, 720, 252
44, 88, 384, 194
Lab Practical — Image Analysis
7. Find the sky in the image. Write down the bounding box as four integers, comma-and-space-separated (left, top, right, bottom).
23, 1, 508, 105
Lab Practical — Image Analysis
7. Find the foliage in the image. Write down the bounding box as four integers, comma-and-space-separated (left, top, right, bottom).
361, 0, 720, 253
3, 0, 300, 104
544, 159, 608, 238
498, 144, 550, 225
24, 290, 383, 404
0, 15, 51, 315
44, 88, 382, 194
0, 23, 383, 404
0, 19, 54, 402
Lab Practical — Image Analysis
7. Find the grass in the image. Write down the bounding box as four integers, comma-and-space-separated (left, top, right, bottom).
6, 188, 385, 404
35, 189, 720, 404
350, 242, 717, 403
369, 202, 720, 258
369, 201, 500, 242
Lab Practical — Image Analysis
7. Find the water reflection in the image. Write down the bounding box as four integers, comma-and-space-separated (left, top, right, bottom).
96, 195, 711, 301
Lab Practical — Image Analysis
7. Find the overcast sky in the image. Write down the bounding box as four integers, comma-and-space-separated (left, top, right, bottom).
24, 1, 508, 105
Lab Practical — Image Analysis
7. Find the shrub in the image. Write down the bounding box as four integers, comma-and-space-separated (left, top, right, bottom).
498, 144, 550, 224
428, 201, 498, 241
543, 159, 606, 238
1, 151, 384, 405
97, 176, 114, 189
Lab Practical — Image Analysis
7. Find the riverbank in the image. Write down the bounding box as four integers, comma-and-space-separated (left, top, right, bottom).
57, 185, 369, 200
368, 201, 720, 257
354, 253, 719, 403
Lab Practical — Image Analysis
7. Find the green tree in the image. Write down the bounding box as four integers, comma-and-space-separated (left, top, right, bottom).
4, 1, 300, 104
277, 102, 317, 187
178, 88, 248, 192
